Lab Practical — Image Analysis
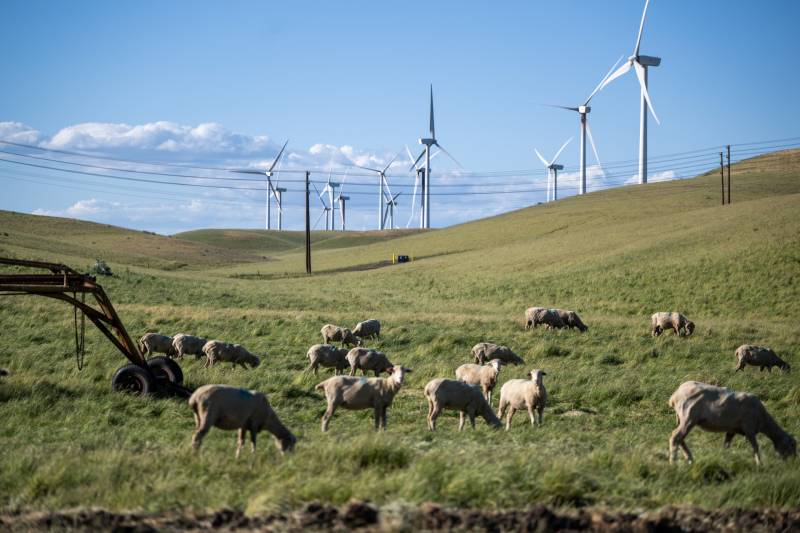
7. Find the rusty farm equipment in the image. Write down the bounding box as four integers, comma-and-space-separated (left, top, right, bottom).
0, 257, 191, 397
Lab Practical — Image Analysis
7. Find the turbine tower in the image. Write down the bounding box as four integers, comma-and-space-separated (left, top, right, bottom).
232, 139, 288, 230
409, 85, 461, 228
405, 145, 439, 229
547, 57, 621, 194
535, 138, 572, 202
354, 154, 397, 230
599, 0, 661, 184
320, 169, 339, 230
336, 169, 350, 231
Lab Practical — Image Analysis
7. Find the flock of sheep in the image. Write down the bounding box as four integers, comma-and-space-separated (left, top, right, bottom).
141, 310, 795, 467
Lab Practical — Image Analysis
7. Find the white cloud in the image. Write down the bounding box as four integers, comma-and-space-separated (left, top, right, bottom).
0, 122, 41, 144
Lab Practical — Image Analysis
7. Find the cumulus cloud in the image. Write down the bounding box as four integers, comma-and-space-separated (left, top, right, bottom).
0, 122, 42, 144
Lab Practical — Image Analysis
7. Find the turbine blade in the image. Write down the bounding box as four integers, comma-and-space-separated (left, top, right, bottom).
585, 122, 605, 177
392, 192, 401, 201
584, 55, 625, 105
339, 168, 349, 195
597, 61, 632, 92
430, 149, 441, 161
313, 209, 325, 230
406, 173, 419, 228
429, 84, 435, 138
434, 142, 463, 168
551, 137, 573, 164
634, 0, 651, 58
634, 61, 660, 124
267, 139, 289, 173
231, 169, 266, 175
534, 148, 549, 167
543, 103, 580, 112
353, 164, 382, 173
382, 153, 398, 174
382, 175, 394, 201
405, 145, 417, 170
410, 149, 425, 172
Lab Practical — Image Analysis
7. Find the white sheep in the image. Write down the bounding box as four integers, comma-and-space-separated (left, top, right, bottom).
138, 333, 174, 357
188, 384, 296, 457
424, 378, 502, 431
352, 319, 381, 340
651, 312, 695, 337
320, 324, 360, 347
455, 359, 502, 405
315, 365, 412, 431
346, 347, 394, 377
497, 369, 548, 430
306, 344, 350, 376
201, 340, 261, 369
471, 342, 524, 366
171, 333, 208, 360
735, 345, 790, 373
524, 307, 566, 330
668, 381, 796, 465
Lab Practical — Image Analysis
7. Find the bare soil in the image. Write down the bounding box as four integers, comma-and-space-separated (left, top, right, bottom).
1, 502, 799, 532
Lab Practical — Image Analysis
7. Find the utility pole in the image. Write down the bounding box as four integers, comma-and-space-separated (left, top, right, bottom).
305, 171, 311, 274
726, 145, 731, 205
720, 152, 725, 205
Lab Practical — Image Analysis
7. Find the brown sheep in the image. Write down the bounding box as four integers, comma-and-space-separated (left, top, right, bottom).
471, 342, 524, 365
320, 324, 360, 347
735, 345, 790, 373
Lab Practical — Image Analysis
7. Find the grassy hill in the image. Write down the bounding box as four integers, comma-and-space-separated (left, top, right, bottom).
0, 149, 798, 513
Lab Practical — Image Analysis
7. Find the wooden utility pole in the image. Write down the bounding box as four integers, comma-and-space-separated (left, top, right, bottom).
305, 171, 311, 274
726, 145, 731, 205
720, 152, 725, 205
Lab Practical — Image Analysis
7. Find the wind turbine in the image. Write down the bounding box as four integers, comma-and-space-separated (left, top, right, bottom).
405, 145, 440, 229
383, 192, 401, 229
320, 169, 339, 230
546, 57, 622, 195
336, 169, 350, 231
598, 0, 661, 184
409, 85, 461, 228
231, 139, 288, 230
535, 138, 572, 202
354, 154, 397, 230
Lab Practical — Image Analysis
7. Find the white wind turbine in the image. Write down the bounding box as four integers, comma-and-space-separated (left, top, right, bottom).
405, 145, 439, 229
598, 0, 661, 184
546, 57, 622, 194
336, 168, 350, 231
319, 169, 339, 230
409, 85, 461, 228
380, 174, 401, 230
232, 139, 288, 230
354, 154, 397, 230
534, 138, 572, 202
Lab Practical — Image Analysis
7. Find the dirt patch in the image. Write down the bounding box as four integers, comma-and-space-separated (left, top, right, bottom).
1, 502, 798, 532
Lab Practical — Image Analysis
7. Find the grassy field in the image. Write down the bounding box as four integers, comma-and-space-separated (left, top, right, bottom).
0, 149, 799, 514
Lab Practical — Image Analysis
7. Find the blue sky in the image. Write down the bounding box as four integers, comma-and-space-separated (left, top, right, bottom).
1, 1, 799, 233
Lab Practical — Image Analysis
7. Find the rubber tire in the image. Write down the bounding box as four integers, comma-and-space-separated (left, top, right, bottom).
146, 356, 184, 385
111, 364, 155, 395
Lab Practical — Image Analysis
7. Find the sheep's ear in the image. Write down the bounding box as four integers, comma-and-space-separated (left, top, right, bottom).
541, 371, 547, 376
404, 367, 413, 373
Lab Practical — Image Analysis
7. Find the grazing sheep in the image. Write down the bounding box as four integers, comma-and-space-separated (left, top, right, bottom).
668, 381, 796, 465
556, 309, 588, 332
307, 344, 350, 376
315, 365, 412, 431
455, 359, 502, 405
346, 347, 393, 377
524, 307, 566, 330
497, 369, 548, 430
189, 384, 296, 457
424, 378, 502, 431
471, 342, 524, 366
320, 324, 360, 347
651, 312, 695, 337
202, 340, 261, 369
352, 319, 381, 340
171, 333, 208, 360
735, 345, 790, 373
138, 333, 174, 357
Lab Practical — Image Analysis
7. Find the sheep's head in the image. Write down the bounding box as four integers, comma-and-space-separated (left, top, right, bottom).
774, 432, 797, 459
342, 329, 359, 346
389, 365, 412, 384
528, 369, 546, 384
487, 359, 502, 372
685, 321, 695, 336
653, 325, 663, 336
250, 355, 261, 368
780, 362, 791, 373
276, 432, 297, 454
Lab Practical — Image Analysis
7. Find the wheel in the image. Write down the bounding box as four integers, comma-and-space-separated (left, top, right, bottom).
112, 364, 155, 395
146, 356, 184, 385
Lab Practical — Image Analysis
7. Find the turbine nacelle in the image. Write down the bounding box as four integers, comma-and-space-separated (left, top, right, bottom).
578, 105, 590, 114
419, 138, 435, 146
636, 55, 661, 67
550, 164, 564, 171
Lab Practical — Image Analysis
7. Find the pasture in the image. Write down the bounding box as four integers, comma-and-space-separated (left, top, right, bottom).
0, 150, 799, 514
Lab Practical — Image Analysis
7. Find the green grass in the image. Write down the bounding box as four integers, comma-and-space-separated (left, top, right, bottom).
0, 149, 799, 513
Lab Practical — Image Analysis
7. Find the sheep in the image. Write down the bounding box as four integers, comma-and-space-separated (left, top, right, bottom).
201, 340, 261, 369
306, 344, 350, 376
524, 307, 566, 330
668, 381, 796, 465
138, 333, 174, 357
352, 319, 381, 340
424, 378, 502, 431
171, 333, 208, 360
651, 312, 695, 337
735, 345, 790, 373
320, 324, 360, 347
471, 342, 524, 366
455, 359, 502, 405
346, 347, 394, 377
497, 369, 548, 430
555, 309, 588, 332
315, 365, 412, 431
188, 384, 296, 457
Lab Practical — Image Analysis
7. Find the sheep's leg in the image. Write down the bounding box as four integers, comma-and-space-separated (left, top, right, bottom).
745, 434, 761, 465
430, 403, 442, 431
321, 401, 337, 432
349, 366, 356, 377
468, 412, 476, 429
374, 407, 381, 430
505, 408, 515, 431
426, 398, 435, 430
458, 412, 465, 431
236, 428, 246, 459
537, 406, 544, 426
735, 362, 744, 372
527, 405, 536, 427
723, 432, 735, 449
380, 405, 389, 431
669, 422, 694, 464
192, 417, 212, 452
361, 369, 367, 377
250, 429, 257, 454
